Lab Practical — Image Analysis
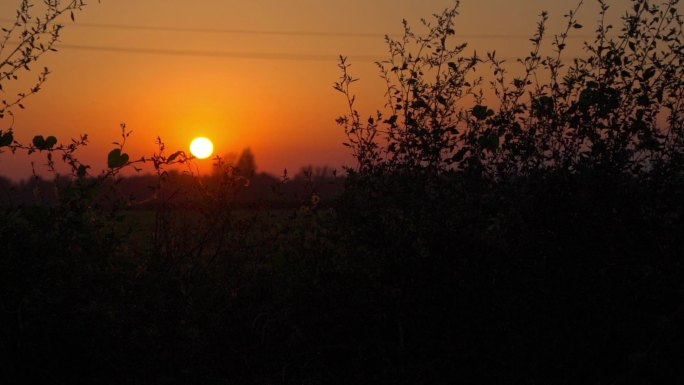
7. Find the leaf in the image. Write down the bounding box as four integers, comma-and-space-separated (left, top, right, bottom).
573, 23, 583, 29
478, 131, 500, 153
0, 131, 13, 147
77, 164, 88, 178
643, 67, 656, 80
107, 148, 129, 168
487, 134, 500, 152
472, 105, 494, 120
32, 135, 45, 148
167, 151, 183, 163
637, 95, 651, 107
383, 115, 398, 126
453, 147, 469, 162
45, 136, 57, 148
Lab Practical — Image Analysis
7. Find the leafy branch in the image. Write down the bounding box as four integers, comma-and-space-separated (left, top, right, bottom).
336, 0, 684, 178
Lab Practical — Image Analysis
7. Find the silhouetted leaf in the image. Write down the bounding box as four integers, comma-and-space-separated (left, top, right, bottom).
452, 147, 469, 162
167, 151, 183, 163
45, 136, 57, 148
643, 67, 656, 80
77, 164, 88, 178
637, 95, 651, 107
488, 134, 500, 152
479, 132, 499, 152
0, 131, 12, 147
32, 135, 45, 149
107, 148, 129, 168
532, 96, 555, 118
472, 105, 494, 120
578, 89, 595, 112
639, 135, 661, 151
32, 136, 43, 146
384, 115, 398, 125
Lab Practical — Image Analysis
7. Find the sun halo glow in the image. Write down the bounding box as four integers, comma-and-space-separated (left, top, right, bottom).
189, 137, 214, 159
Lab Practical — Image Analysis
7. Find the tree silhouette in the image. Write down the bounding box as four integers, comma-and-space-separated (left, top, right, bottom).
0, 0, 87, 129
235, 147, 257, 178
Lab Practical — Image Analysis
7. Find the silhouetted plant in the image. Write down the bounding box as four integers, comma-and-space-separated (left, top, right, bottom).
334, 2, 684, 383
336, 0, 684, 178
0, 0, 87, 130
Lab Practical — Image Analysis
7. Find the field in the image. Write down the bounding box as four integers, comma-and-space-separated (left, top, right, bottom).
2, 170, 683, 384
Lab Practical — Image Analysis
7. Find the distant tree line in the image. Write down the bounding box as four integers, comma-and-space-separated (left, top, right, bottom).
0, 159, 343, 209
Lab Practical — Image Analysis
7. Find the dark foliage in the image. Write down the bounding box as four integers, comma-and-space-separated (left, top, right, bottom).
330, 0, 684, 383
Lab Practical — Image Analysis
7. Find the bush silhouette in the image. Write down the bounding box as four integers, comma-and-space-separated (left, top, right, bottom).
333, 0, 684, 383
335, 0, 684, 178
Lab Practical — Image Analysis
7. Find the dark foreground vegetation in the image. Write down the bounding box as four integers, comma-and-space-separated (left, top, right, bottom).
2, 0, 684, 383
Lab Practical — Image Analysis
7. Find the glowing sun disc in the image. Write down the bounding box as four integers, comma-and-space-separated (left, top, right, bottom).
190, 137, 214, 159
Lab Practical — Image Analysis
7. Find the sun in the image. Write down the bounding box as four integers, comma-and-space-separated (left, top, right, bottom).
189, 137, 214, 159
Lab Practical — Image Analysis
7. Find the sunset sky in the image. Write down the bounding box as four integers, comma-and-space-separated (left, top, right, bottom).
0, 0, 632, 180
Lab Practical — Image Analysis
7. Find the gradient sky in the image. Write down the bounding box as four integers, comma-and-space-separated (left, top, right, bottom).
0, 0, 633, 179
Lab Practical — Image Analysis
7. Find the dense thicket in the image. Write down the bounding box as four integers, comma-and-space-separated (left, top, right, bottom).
330, 0, 684, 382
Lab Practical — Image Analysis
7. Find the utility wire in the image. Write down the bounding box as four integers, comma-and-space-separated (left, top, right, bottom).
67, 22, 388, 38
0, 18, 594, 39
5, 39, 585, 63
2, 15, 594, 63
53, 42, 585, 63
56, 42, 381, 62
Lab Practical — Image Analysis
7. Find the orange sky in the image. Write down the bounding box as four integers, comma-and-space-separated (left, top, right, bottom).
0, 0, 632, 180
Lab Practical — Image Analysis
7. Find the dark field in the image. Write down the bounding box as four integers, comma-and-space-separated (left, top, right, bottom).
1, 170, 683, 384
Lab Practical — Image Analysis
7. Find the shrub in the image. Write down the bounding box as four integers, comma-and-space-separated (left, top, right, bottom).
335, 0, 684, 178
333, 1, 684, 383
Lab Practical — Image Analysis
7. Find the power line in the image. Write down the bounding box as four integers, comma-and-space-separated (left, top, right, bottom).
2, 18, 386, 38
0, 18, 595, 39
65, 21, 388, 38
5, 38, 587, 63
56, 42, 381, 62
52, 42, 587, 63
